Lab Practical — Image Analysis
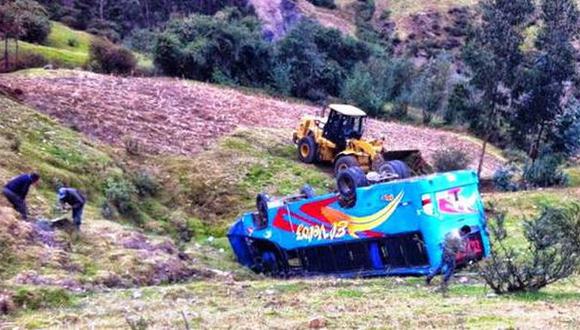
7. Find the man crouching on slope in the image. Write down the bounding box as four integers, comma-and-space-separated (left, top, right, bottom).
57, 187, 86, 232
3, 172, 40, 221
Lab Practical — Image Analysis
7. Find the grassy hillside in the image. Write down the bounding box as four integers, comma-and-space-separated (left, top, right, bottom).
0, 22, 152, 71
3, 187, 578, 329
0, 22, 91, 69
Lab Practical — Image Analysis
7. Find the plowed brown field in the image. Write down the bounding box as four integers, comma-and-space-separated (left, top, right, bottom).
1, 70, 504, 176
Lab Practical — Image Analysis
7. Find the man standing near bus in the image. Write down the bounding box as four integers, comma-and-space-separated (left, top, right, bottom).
425, 225, 471, 288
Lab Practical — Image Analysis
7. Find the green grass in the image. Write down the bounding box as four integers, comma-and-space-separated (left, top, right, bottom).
0, 96, 114, 201
0, 22, 92, 68
45, 22, 93, 54
2, 40, 88, 68
4, 275, 578, 328
1, 21, 153, 71
158, 127, 334, 235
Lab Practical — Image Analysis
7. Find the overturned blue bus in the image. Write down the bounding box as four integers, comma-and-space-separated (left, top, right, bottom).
228, 168, 491, 277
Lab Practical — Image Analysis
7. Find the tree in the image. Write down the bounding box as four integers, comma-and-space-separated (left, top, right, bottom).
0, 0, 49, 71
463, 0, 534, 177
275, 19, 370, 101
410, 53, 452, 124
511, 0, 579, 159
0, 2, 15, 71
153, 9, 272, 87
341, 63, 384, 116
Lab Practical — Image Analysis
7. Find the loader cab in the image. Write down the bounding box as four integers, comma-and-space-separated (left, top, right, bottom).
323, 104, 367, 150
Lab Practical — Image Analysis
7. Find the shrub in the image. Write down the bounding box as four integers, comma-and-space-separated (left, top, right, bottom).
479, 205, 580, 294
104, 177, 137, 216
275, 19, 370, 100
432, 148, 472, 172
67, 37, 79, 48
100, 201, 115, 220
21, 12, 51, 43
88, 38, 136, 75
493, 165, 521, 192
270, 62, 293, 96
125, 28, 157, 54
87, 19, 121, 43
132, 171, 159, 197
522, 154, 569, 188
0, 50, 48, 73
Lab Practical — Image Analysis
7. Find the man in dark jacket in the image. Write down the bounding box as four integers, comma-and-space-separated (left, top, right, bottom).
425, 225, 472, 287
57, 187, 86, 231
3, 173, 40, 220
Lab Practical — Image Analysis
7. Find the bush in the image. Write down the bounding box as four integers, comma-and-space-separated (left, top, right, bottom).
523, 154, 569, 188
493, 165, 521, 192
432, 148, 472, 172
67, 37, 79, 48
21, 12, 51, 43
479, 205, 580, 294
87, 19, 121, 43
125, 28, 157, 54
104, 177, 137, 216
0, 52, 48, 73
132, 171, 159, 197
88, 39, 136, 75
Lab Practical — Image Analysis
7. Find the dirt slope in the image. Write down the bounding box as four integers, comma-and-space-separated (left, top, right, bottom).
1, 70, 504, 176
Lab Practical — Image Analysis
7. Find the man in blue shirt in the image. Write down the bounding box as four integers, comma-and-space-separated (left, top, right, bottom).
3, 173, 40, 220
57, 187, 86, 231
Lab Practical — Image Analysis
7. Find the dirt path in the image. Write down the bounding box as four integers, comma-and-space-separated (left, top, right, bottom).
1, 70, 503, 176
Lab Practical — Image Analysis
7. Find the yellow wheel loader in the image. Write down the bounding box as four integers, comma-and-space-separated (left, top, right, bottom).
292, 104, 431, 177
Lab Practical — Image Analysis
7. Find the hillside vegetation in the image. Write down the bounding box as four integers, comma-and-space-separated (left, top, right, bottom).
1, 69, 505, 176
2, 182, 578, 328
1, 22, 152, 72
1, 22, 90, 69
0, 0, 578, 327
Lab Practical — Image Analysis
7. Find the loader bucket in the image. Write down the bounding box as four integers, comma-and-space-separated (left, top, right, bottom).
382, 150, 432, 175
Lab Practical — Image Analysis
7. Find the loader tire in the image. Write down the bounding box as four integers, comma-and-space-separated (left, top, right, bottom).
297, 136, 317, 164
378, 160, 411, 179
334, 155, 359, 175
336, 166, 368, 208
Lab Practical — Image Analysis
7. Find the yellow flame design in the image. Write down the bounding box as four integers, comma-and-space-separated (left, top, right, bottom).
321, 191, 405, 238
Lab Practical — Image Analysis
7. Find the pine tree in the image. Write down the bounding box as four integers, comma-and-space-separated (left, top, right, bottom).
512, 0, 579, 158
463, 0, 534, 177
